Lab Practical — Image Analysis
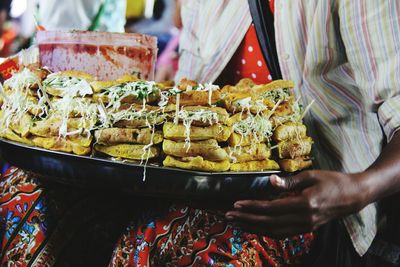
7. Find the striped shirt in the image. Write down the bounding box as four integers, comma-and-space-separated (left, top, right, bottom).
176, 0, 400, 256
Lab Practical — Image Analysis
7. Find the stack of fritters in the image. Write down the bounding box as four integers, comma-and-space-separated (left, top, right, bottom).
222, 79, 281, 172
273, 122, 313, 172
162, 79, 232, 171
92, 77, 165, 161
32, 70, 97, 155
0, 68, 95, 155
0, 67, 313, 173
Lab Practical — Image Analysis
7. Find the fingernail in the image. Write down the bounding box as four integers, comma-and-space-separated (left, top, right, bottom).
225, 213, 234, 220
273, 175, 285, 187
234, 203, 242, 209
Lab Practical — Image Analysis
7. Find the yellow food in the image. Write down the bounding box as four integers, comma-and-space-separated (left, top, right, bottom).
94, 144, 159, 160
163, 139, 228, 161
279, 157, 312, 172
163, 122, 231, 142
272, 122, 307, 142
32, 136, 92, 155
230, 159, 280, 172
277, 137, 313, 159
163, 155, 230, 172
224, 144, 271, 163
94, 128, 163, 145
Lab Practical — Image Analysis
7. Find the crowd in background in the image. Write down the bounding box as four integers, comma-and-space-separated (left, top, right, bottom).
0, 0, 181, 82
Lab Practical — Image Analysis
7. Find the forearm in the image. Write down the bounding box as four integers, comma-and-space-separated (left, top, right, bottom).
359, 130, 400, 204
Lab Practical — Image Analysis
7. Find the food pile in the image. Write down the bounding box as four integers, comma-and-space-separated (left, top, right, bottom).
0, 67, 313, 172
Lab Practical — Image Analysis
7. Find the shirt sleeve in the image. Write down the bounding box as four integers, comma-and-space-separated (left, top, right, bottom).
338, 0, 400, 142
175, 0, 202, 83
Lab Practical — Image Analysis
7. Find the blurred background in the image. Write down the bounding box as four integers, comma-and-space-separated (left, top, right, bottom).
0, 0, 181, 82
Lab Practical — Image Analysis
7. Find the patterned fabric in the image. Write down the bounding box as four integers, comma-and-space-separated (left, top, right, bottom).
176, 0, 400, 256
218, 24, 273, 85
109, 205, 314, 266
0, 167, 137, 266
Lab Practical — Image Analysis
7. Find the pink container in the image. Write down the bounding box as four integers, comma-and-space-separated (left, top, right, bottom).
37, 31, 157, 81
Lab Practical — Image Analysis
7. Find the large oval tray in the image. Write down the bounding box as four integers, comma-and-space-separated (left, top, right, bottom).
0, 139, 281, 200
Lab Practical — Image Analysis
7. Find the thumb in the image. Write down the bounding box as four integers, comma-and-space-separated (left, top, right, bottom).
270, 173, 312, 191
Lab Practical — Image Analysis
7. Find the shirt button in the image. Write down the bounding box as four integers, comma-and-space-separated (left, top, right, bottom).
282, 53, 291, 61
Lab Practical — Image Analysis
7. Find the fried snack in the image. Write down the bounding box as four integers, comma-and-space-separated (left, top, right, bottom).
163, 122, 231, 142
224, 144, 271, 163
163, 155, 230, 172
90, 75, 139, 93
0, 128, 34, 146
169, 90, 221, 106
93, 91, 160, 105
32, 136, 92, 155
92, 80, 161, 105
30, 116, 95, 137
277, 137, 313, 159
113, 113, 167, 128
43, 71, 95, 97
163, 139, 228, 161
230, 159, 279, 172
227, 133, 268, 147
176, 106, 230, 127
8, 113, 32, 137
272, 122, 307, 142
94, 128, 163, 145
279, 157, 312, 172
94, 144, 160, 160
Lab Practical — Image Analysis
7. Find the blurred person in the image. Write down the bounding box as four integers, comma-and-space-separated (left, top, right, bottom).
0, 0, 14, 57
128, 0, 175, 54
109, 0, 400, 266
37, 0, 126, 32
0, 1, 130, 267
154, 0, 181, 82
0, 0, 11, 37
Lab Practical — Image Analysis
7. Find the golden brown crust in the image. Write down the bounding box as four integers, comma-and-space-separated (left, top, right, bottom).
230, 159, 280, 172
163, 122, 231, 142
0, 128, 34, 146
272, 122, 307, 142
94, 144, 159, 160
32, 136, 92, 155
227, 133, 268, 147
279, 157, 312, 172
29, 116, 95, 137
224, 144, 271, 163
94, 128, 163, 145
169, 90, 221, 106
277, 137, 313, 159
163, 139, 228, 161
163, 155, 230, 172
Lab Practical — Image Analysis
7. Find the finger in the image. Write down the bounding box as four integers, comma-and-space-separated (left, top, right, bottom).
270, 172, 316, 191
234, 196, 309, 214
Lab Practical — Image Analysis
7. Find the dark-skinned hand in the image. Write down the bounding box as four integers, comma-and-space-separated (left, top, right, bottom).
225, 170, 370, 238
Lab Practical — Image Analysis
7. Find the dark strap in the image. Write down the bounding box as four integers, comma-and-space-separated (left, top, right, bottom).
248, 0, 282, 79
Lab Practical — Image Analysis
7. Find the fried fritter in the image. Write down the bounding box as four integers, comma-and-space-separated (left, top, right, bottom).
163, 122, 231, 142
94, 144, 159, 160
224, 144, 271, 163
277, 137, 313, 159
163, 139, 228, 161
272, 122, 307, 142
230, 159, 280, 172
95, 128, 163, 145
279, 157, 312, 172
163, 155, 230, 172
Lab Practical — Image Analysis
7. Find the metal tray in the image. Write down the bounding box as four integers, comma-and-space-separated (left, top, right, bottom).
0, 139, 282, 200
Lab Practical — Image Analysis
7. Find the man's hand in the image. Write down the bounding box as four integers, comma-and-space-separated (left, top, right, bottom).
225, 170, 370, 237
